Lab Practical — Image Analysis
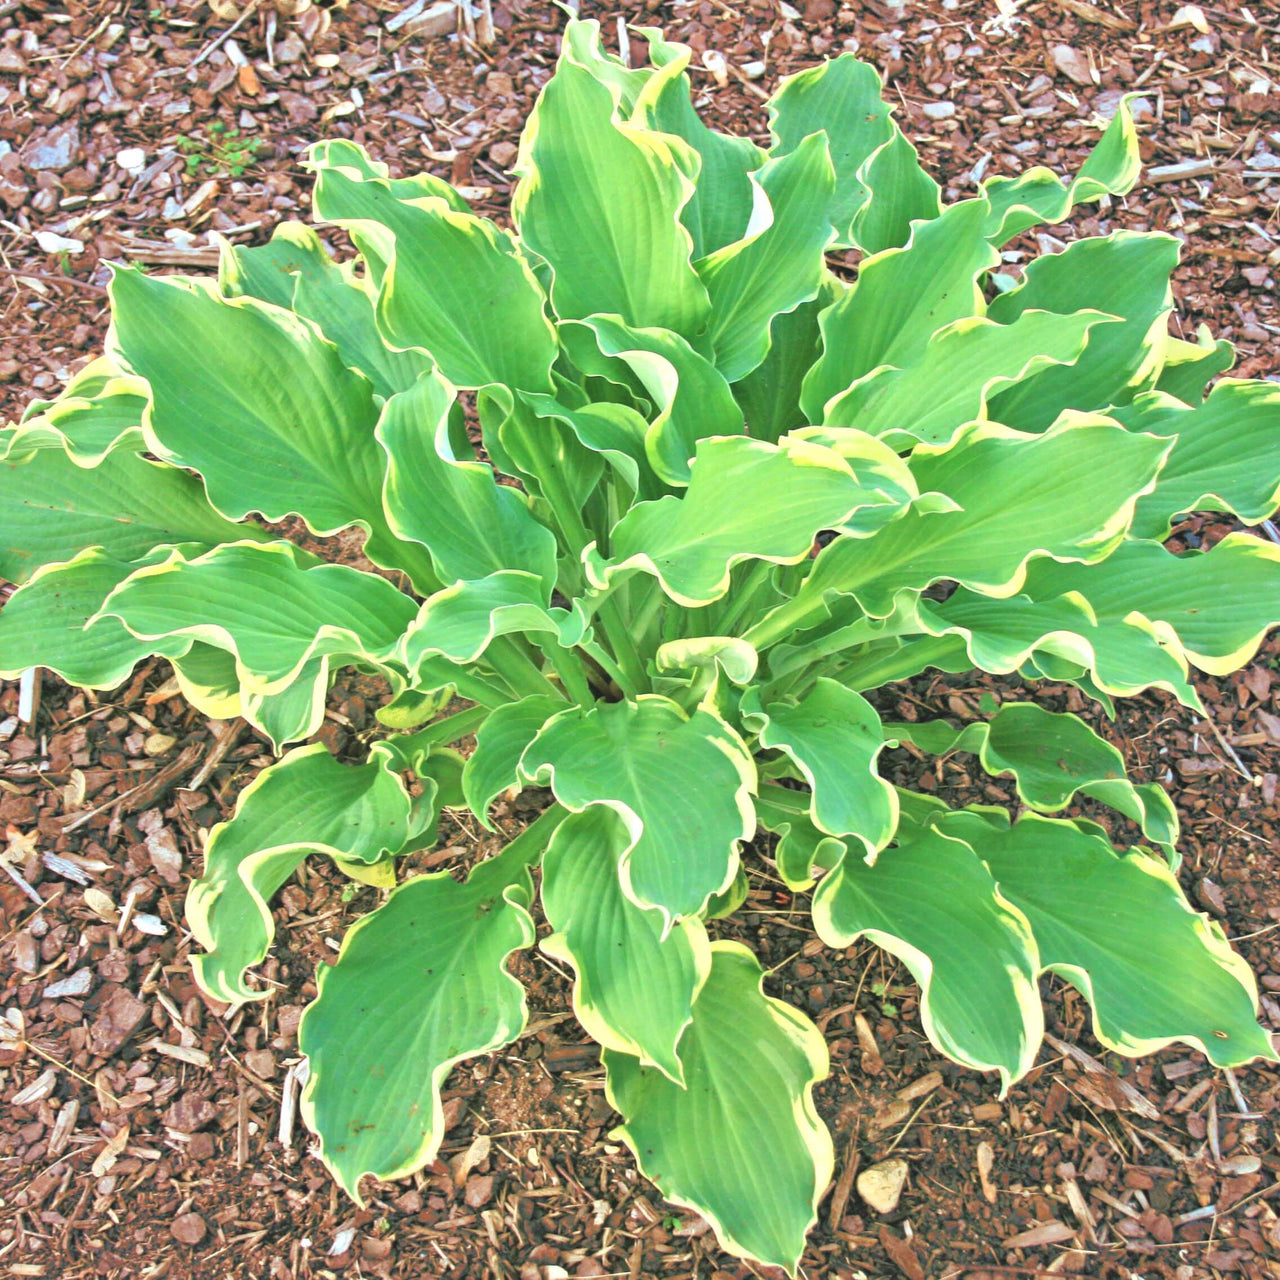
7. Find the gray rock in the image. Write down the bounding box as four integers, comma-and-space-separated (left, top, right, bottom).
21, 123, 80, 174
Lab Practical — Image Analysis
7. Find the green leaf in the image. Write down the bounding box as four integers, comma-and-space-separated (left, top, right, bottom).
309, 164, 557, 393
0, 442, 261, 585
849, 125, 942, 254
631, 31, 764, 256
742, 679, 897, 856
1021, 533, 1280, 676
109, 270, 384, 535
913, 587, 1201, 708
981, 97, 1141, 245
300, 818, 560, 1199
462, 694, 564, 827
757, 415, 1170, 634
696, 131, 835, 382
767, 52, 893, 246
559, 314, 743, 487
823, 309, 1116, 445
604, 942, 832, 1274
542, 805, 711, 1083
1111, 380, 1280, 540
520, 696, 756, 923
731, 285, 833, 443
561, 17, 652, 113
589, 434, 904, 607
219, 221, 430, 398
188, 742, 419, 1005
512, 31, 709, 339
1154, 323, 1234, 403
519, 391, 655, 500
801, 198, 999, 421
402, 571, 582, 670
97, 541, 417, 695
811, 827, 1043, 1087
886, 703, 1179, 859
755, 786, 847, 891
0, 548, 192, 688
987, 232, 1179, 431
938, 811, 1277, 1068
4, 355, 147, 464
377, 372, 559, 591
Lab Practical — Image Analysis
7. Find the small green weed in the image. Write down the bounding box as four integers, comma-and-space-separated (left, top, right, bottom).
176, 123, 262, 179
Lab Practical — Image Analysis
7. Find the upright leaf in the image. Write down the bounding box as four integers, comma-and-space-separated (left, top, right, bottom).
987, 232, 1179, 431
801, 198, 998, 421
767, 53, 893, 245
559, 314, 743, 486
542, 805, 711, 1083
377, 373, 559, 592
696, 132, 836, 382
849, 126, 942, 254
981, 97, 1141, 244
632, 31, 764, 256
512, 30, 709, 339
605, 943, 832, 1274
310, 164, 557, 393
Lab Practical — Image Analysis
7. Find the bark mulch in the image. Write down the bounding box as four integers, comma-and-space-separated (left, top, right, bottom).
1, 1, 1279, 1277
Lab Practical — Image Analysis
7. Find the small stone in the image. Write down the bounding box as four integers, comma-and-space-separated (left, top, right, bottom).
21, 123, 81, 174
1050, 44, 1093, 87
34, 230, 84, 255
171, 1212, 207, 1245
465, 1174, 495, 1208
1221, 1153, 1262, 1175
116, 147, 146, 172
13, 932, 38, 974
187, 1131, 216, 1161
164, 1091, 218, 1134
43, 968, 94, 1000
145, 827, 183, 884
489, 140, 518, 168
244, 1048, 276, 1079
857, 1157, 909, 1215
88, 986, 148, 1057
741, 60, 766, 80
921, 101, 956, 121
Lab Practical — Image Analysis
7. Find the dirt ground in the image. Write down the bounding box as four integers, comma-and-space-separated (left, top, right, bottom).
2, 0, 1280, 1277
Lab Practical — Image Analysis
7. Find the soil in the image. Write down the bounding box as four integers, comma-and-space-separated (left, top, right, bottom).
2, 1, 1280, 1278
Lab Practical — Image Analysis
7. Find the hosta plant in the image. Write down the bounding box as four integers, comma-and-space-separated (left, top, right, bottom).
5, 19, 1280, 1271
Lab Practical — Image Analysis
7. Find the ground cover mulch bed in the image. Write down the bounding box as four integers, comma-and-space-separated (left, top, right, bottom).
2, 0, 1279, 1276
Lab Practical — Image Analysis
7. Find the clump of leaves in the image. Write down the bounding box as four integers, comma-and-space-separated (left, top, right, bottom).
4, 20, 1279, 1272
177, 122, 262, 177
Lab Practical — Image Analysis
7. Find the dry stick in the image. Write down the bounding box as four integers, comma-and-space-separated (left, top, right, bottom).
187, 0, 262, 73
826, 1119, 861, 1232
0, 264, 107, 294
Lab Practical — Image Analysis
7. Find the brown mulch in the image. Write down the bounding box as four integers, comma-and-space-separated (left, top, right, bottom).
2, 0, 1279, 1277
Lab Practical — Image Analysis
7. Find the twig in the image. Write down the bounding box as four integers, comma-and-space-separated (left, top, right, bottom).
0, 264, 107, 294
188, 719, 247, 791
187, 0, 261, 74
1197, 714, 1254, 782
